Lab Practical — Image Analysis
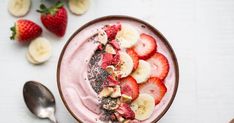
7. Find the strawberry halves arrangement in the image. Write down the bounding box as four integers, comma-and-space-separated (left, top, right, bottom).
87, 23, 170, 122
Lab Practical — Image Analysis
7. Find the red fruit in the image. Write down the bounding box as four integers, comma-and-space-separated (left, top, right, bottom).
97, 44, 103, 51
105, 75, 119, 86
140, 77, 167, 105
120, 76, 139, 100
10, 19, 42, 43
111, 51, 120, 65
147, 52, 169, 80
116, 103, 135, 120
104, 24, 121, 40
133, 33, 157, 59
37, 2, 67, 37
101, 52, 120, 69
126, 48, 139, 70
109, 39, 120, 50
101, 53, 113, 69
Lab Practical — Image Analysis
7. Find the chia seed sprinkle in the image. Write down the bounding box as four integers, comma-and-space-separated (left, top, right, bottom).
87, 51, 109, 93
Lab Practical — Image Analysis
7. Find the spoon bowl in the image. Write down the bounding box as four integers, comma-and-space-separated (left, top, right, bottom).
23, 81, 57, 123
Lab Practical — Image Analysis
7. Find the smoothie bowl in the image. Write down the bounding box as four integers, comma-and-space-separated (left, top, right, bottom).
57, 16, 179, 123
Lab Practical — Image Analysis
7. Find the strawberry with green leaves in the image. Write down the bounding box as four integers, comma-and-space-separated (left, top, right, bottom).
37, 1, 68, 37
10, 19, 42, 43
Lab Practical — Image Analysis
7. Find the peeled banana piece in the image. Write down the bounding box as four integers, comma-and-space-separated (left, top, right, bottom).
8, 0, 31, 17
131, 93, 155, 121
27, 37, 52, 64
68, 0, 90, 15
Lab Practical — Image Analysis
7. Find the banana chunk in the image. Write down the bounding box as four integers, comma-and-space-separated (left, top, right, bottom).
131, 60, 151, 84
116, 24, 139, 48
131, 93, 155, 121
68, 0, 90, 15
28, 37, 52, 64
8, 0, 31, 17
26, 51, 40, 65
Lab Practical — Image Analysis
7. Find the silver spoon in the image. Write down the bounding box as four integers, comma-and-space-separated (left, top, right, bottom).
23, 81, 57, 123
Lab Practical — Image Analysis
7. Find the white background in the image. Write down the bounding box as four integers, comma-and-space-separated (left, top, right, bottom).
0, 0, 234, 123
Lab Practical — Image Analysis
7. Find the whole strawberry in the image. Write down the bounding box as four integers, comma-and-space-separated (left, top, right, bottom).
10, 19, 42, 43
37, 2, 67, 37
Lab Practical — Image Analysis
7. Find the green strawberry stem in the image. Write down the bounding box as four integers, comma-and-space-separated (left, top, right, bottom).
10, 25, 16, 40
37, 1, 64, 15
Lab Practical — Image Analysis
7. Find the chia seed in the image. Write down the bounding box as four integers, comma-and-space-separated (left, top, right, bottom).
87, 51, 109, 93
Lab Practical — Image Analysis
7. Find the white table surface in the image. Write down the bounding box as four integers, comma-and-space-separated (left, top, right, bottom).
1, 0, 234, 123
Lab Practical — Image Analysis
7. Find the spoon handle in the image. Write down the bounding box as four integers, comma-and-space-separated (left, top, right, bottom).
48, 113, 58, 123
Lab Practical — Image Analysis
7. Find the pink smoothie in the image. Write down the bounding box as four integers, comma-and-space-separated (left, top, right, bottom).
58, 18, 177, 123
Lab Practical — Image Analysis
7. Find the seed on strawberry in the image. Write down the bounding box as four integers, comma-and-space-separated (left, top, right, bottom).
37, 1, 67, 37
133, 33, 157, 60
10, 19, 42, 43
147, 52, 169, 80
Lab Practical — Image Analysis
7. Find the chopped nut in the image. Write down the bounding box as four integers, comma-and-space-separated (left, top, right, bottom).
105, 44, 116, 54
98, 29, 108, 45
111, 85, 121, 98
120, 94, 132, 103
99, 87, 114, 98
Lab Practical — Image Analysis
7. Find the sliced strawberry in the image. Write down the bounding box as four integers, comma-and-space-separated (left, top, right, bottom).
116, 103, 135, 120
120, 76, 139, 100
104, 24, 121, 41
109, 39, 120, 50
126, 48, 139, 70
147, 52, 169, 80
133, 33, 157, 60
140, 77, 167, 105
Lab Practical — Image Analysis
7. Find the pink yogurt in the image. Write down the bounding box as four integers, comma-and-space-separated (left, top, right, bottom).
58, 17, 178, 123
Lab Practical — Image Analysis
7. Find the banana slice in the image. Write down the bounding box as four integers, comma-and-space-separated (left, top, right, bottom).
8, 0, 31, 17
118, 51, 134, 78
26, 51, 40, 65
28, 37, 52, 63
68, 0, 90, 15
131, 93, 155, 121
116, 24, 140, 48
131, 60, 151, 84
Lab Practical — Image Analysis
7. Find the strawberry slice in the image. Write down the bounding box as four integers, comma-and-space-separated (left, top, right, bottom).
140, 77, 167, 105
147, 52, 169, 80
133, 33, 157, 60
116, 103, 135, 120
120, 76, 139, 100
126, 48, 139, 71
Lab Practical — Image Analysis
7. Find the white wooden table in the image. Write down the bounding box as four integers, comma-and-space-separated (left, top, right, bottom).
1, 0, 234, 122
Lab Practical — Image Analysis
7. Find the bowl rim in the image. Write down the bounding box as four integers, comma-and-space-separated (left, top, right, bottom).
57, 15, 179, 123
